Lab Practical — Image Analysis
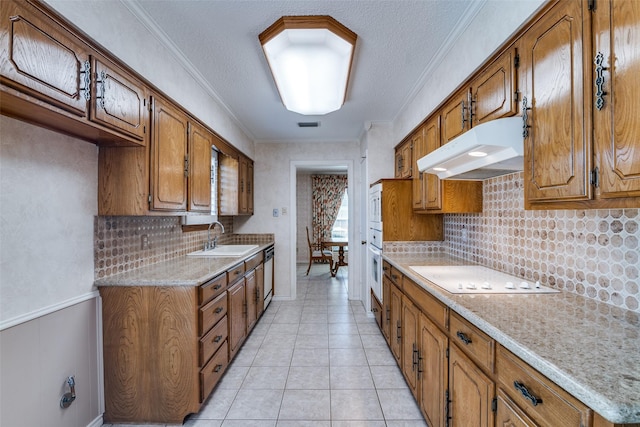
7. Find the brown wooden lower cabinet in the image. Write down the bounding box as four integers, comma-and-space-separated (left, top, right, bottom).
99, 253, 266, 424
375, 266, 639, 427
449, 343, 495, 427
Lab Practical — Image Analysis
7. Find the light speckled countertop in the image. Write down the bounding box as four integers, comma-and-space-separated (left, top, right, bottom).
384, 253, 640, 424
94, 243, 273, 287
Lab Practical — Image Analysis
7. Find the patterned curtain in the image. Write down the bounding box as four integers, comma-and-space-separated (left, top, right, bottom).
311, 174, 348, 244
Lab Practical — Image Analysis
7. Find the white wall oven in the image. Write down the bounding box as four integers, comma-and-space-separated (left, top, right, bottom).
368, 183, 383, 302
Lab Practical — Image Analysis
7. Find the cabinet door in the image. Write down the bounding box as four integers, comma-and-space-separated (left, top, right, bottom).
449, 344, 495, 427
188, 121, 212, 212
228, 281, 246, 359
412, 127, 426, 210
382, 275, 391, 343
151, 96, 188, 211
245, 269, 257, 332
593, 0, 640, 199
246, 160, 254, 214
419, 313, 448, 427
0, 0, 90, 116
401, 296, 419, 399
423, 115, 443, 210
441, 88, 471, 145
389, 283, 403, 365
495, 389, 538, 427
400, 140, 413, 178
91, 58, 147, 144
471, 47, 518, 126
255, 263, 264, 318
521, 0, 591, 204
238, 156, 248, 214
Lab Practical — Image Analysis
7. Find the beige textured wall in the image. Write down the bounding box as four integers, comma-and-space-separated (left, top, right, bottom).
296, 173, 313, 263
0, 116, 101, 426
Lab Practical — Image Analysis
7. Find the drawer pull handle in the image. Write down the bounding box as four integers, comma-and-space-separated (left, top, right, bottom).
213, 335, 223, 343
213, 364, 223, 373
456, 331, 472, 345
214, 284, 222, 290
214, 307, 224, 314
514, 381, 543, 407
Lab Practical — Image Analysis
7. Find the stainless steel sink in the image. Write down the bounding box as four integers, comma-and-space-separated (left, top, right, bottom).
187, 244, 259, 257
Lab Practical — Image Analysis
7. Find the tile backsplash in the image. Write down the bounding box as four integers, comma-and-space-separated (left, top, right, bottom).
94, 216, 272, 279
386, 172, 640, 313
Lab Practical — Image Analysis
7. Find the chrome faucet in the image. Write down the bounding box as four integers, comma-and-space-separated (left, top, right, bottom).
204, 220, 225, 251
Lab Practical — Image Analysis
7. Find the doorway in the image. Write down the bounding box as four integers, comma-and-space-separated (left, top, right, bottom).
289, 160, 358, 302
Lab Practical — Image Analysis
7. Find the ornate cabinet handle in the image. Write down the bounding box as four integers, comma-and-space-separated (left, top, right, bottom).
456, 331, 472, 345
594, 52, 608, 111
95, 70, 107, 109
460, 100, 468, 130
514, 381, 543, 406
80, 60, 91, 101
522, 97, 532, 138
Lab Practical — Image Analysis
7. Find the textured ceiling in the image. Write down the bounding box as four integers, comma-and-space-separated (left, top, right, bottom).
130, 0, 482, 143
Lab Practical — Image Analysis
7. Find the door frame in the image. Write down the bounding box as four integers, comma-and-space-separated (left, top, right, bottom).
289, 160, 358, 301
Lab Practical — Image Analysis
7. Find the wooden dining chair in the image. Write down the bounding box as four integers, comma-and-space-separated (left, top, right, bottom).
305, 226, 333, 275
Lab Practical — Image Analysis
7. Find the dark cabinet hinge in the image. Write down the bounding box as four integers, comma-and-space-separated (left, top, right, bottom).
591, 167, 600, 188
588, 0, 596, 11
514, 53, 520, 68
492, 397, 498, 412
148, 194, 152, 203
446, 347, 449, 359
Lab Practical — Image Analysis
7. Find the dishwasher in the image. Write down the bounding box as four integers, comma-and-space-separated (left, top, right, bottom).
263, 246, 274, 309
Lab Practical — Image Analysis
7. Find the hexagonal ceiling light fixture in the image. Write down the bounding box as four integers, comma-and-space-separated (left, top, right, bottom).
259, 16, 357, 116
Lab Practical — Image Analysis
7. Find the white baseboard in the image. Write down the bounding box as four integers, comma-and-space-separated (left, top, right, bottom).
86, 414, 103, 427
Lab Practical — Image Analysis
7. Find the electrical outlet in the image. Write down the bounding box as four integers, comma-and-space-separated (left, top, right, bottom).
273, 208, 279, 217
281, 207, 287, 215
141, 234, 149, 249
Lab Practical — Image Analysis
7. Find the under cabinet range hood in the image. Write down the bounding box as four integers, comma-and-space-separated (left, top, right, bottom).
417, 116, 524, 180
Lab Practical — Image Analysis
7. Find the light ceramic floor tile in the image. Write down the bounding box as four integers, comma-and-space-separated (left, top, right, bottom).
291, 348, 330, 367
330, 366, 374, 389
241, 366, 289, 389
278, 389, 331, 420
330, 389, 384, 420
297, 323, 329, 335
378, 388, 424, 420
193, 388, 238, 419
359, 333, 388, 349
385, 421, 428, 427
357, 323, 383, 335
329, 348, 368, 366
328, 322, 360, 335
364, 346, 397, 366
221, 420, 276, 427
225, 389, 284, 420
183, 419, 223, 427
276, 421, 330, 427
231, 347, 259, 367
370, 365, 408, 389
295, 334, 329, 349
252, 346, 294, 367
329, 334, 363, 349
331, 422, 386, 427
217, 365, 249, 389
286, 366, 330, 389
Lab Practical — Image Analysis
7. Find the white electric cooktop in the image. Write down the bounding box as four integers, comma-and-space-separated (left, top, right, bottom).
409, 265, 560, 295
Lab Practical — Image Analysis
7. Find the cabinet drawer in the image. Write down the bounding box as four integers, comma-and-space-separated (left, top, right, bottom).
200, 340, 228, 402
199, 273, 228, 305
199, 292, 227, 334
200, 316, 228, 367
403, 277, 448, 331
389, 266, 402, 286
371, 290, 382, 330
496, 345, 591, 427
383, 260, 392, 278
227, 263, 246, 285
450, 311, 494, 373
244, 251, 263, 272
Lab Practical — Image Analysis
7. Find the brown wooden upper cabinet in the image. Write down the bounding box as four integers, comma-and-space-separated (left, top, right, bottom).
219, 151, 253, 216
188, 120, 214, 213
395, 138, 413, 178
150, 96, 189, 211
0, 0, 147, 147
441, 88, 472, 145
471, 48, 518, 126
520, 0, 591, 206
238, 155, 254, 215
522, 0, 640, 209
592, 0, 640, 203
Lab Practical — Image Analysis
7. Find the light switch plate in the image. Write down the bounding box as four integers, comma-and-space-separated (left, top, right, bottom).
273, 208, 279, 217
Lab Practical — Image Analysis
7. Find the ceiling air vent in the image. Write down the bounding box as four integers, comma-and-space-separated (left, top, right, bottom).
298, 121, 320, 128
